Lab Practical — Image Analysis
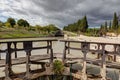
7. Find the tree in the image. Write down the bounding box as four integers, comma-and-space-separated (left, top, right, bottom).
7, 18, 16, 27
17, 19, 29, 27
109, 21, 112, 31
43, 24, 59, 34
63, 16, 89, 33
79, 16, 88, 32
17, 19, 24, 27
99, 24, 106, 36
35, 25, 42, 34
0, 21, 3, 27
104, 21, 108, 32
24, 20, 29, 27
4, 22, 11, 27
47, 24, 59, 31
112, 12, 118, 30
77, 19, 81, 33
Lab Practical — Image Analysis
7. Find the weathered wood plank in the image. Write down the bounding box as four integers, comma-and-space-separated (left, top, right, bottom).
60, 39, 120, 45
0, 37, 57, 43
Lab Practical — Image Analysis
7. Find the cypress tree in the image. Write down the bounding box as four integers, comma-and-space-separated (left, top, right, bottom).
104, 21, 108, 32
99, 25, 103, 36
109, 21, 112, 30
63, 16, 88, 33
99, 24, 107, 36
112, 12, 118, 30
80, 16, 88, 32
77, 19, 81, 33
84, 16, 89, 32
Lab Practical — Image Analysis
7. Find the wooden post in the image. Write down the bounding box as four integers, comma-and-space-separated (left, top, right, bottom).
23, 41, 32, 79
81, 42, 89, 80
100, 44, 106, 80
47, 41, 49, 54
81, 53, 87, 80
68, 42, 70, 54
46, 41, 53, 77
50, 41, 53, 63
13, 42, 17, 58
25, 50, 31, 79
63, 41, 67, 63
0, 52, 1, 60
113, 55, 116, 62
0, 43, 1, 60
113, 45, 117, 62
97, 44, 101, 59
4, 42, 12, 80
46, 76, 50, 80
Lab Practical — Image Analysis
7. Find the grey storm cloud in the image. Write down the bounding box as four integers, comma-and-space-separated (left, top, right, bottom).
0, 0, 120, 28
12, 8, 28, 16
33, 0, 82, 12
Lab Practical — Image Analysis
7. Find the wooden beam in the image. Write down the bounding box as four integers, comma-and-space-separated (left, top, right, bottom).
13, 42, 17, 58
63, 41, 67, 63
68, 42, 70, 54
30, 61, 46, 64
81, 42, 89, 80
47, 41, 50, 54
4, 42, 12, 80
100, 44, 106, 80
24, 51, 31, 79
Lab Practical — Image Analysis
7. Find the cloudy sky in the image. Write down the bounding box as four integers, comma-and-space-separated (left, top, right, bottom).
0, 0, 120, 28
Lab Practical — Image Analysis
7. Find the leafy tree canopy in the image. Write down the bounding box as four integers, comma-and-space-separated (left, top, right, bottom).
7, 18, 16, 27
0, 21, 3, 27
63, 16, 89, 33
17, 19, 29, 27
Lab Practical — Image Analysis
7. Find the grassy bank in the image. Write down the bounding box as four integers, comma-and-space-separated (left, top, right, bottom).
0, 27, 46, 39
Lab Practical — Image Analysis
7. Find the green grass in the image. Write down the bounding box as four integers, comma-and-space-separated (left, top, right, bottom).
0, 27, 45, 39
